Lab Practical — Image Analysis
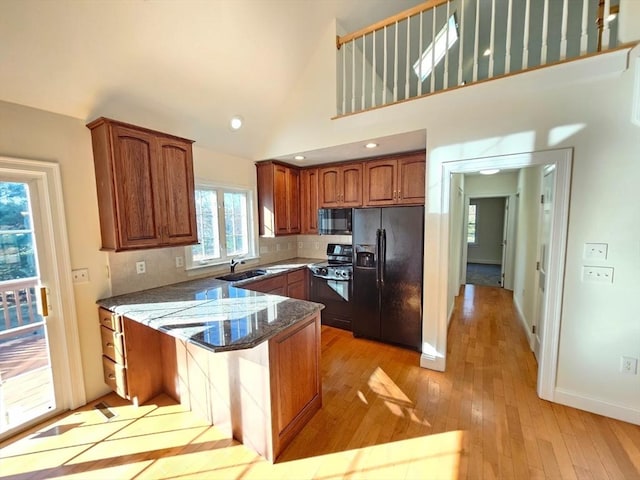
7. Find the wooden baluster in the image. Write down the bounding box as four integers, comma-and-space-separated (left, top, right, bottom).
372, 30, 377, 107
523, 0, 530, 69
580, 0, 589, 54
405, 15, 411, 99
444, 0, 450, 89
505, 0, 513, 73
541, 0, 549, 64
602, 0, 611, 50
351, 38, 356, 112
431, 5, 437, 92
26, 287, 36, 324
340, 42, 346, 112
15, 289, 24, 326
489, 0, 496, 77
383, 26, 388, 105
458, 0, 465, 85
418, 11, 424, 95
473, 0, 479, 82
2, 289, 10, 329
560, 0, 568, 59
394, 21, 399, 102
362, 34, 366, 110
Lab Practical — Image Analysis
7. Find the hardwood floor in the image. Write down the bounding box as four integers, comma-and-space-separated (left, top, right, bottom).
1, 285, 638, 479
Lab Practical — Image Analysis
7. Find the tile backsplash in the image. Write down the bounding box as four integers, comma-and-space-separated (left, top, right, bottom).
107, 234, 352, 296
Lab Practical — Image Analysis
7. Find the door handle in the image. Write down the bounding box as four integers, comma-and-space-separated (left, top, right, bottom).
375, 229, 381, 287
380, 229, 386, 286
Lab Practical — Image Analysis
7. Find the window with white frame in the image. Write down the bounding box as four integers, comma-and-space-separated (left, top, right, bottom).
467, 203, 478, 244
187, 183, 255, 268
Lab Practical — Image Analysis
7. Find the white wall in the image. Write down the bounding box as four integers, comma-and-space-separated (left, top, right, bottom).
264, 24, 640, 422
465, 172, 518, 196
513, 166, 542, 341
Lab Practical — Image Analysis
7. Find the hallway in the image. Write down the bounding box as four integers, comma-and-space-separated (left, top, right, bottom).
1, 286, 638, 479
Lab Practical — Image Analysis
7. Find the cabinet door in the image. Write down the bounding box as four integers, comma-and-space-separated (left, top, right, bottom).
274, 165, 290, 234
300, 168, 318, 234
111, 125, 163, 249
159, 138, 198, 245
397, 154, 426, 204
364, 159, 397, 206
318, 167, 341, 207
286, 168, 301, 234
341, 163, 363, 207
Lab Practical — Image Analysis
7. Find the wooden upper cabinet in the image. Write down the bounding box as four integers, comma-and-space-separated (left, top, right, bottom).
256, 161, 300, 236
300, 168, 318, 234
363, 151, 425, 206
397, 153, 426, 204
318, 162, 362, 208
87, 118, 197, 251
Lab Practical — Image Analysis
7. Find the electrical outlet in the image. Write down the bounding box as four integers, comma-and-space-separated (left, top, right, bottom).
584, 243, 608, 260
136, 261, 146, 274
71, 268, 89, 283
175, 256, 184, 268
298, 242, 303, 249
582, 266, 614, 284
621, 356, 638, 375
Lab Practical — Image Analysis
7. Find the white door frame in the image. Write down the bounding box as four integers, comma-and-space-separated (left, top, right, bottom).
0, 157, 86, 412
421, 148, 571, 401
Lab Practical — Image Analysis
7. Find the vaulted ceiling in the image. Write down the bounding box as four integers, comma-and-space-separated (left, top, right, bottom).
0, 0, 425, 161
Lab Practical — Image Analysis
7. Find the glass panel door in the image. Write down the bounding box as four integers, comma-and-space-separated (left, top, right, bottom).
0, 180, 55, 434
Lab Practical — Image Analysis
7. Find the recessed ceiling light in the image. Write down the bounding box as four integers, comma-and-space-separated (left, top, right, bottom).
230, 116, 243, 130
294, 155, 305, 160
365, 143, 378, 149
479, 168, 500, 175
483, 48, 491, 57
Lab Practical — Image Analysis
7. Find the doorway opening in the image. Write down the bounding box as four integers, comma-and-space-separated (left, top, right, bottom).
423, 148, 571, 402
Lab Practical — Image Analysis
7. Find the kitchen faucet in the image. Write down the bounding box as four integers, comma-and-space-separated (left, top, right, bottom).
230, 257, 245, 273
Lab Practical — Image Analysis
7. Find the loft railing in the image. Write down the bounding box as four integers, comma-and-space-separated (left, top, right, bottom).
336, 0, 621, 116
0, 277, 40, 332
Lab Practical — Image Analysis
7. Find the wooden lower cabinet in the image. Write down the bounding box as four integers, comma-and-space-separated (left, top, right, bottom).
242, 269, 308, 299
99, 306, 321, 462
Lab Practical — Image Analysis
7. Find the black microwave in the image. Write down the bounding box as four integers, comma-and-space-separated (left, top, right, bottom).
318, 208, 352, 235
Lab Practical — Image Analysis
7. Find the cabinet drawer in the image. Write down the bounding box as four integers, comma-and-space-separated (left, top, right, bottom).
287, 269, 306, 284
98, 307, 122, 332
102, 355, 127, 398
100, 325, 125, 364
244, 274, 287, 294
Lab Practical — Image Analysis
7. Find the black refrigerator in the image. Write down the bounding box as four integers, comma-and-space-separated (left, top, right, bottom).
352, 206, 424, 351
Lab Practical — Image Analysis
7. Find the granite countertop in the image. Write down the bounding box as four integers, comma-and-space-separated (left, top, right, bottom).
97, 258, 324, 354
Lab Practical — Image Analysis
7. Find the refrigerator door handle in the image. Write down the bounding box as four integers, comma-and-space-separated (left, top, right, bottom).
380, 228, 386, 286
375, 228, 381, 286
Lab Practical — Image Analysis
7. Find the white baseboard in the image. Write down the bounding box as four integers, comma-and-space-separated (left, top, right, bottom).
513, 296, 533, 348
466, 259, 501, 265
554, 388, 640, 425
420, 352, 445, 372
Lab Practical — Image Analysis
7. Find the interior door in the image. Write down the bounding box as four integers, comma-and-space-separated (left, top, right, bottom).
0, 177, 59, 436
533, 165, 555, 361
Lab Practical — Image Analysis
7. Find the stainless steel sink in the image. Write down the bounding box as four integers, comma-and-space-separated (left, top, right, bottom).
216, 269, 268, 282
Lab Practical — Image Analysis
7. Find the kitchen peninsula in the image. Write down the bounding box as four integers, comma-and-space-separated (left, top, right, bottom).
97, 274, 323, 462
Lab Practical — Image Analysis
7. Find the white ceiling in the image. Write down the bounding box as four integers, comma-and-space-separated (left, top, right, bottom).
0, 0, 424, 163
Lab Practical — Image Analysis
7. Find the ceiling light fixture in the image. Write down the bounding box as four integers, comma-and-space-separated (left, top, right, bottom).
294, 155, 305, 160
230, 116, 243, 130
365, 143, 378, 149
479, 168, 500, 175
483, 48, 491, 57
606, 13, 617, 22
